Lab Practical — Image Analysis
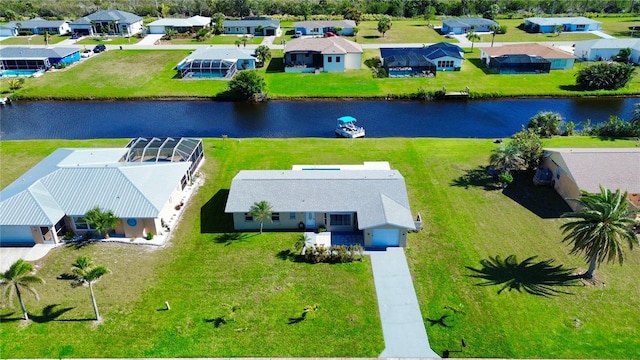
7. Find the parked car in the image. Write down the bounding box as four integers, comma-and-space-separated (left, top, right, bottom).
71, 33, 80, 39
93, 44, 106, 53
81, 49, 93, 58
445, 32, 455, 38
294, 31, 302, 38
324, 31, 336, 37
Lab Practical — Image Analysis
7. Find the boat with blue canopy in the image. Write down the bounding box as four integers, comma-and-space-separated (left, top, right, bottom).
335, 116, 365, 138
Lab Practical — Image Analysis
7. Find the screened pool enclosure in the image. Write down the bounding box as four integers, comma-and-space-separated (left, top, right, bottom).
179, 59, 238, 79
123, 137, 204, 181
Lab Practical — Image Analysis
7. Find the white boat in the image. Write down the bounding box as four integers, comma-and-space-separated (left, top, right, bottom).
0, 97, 12, 106
335, 116, 365, 138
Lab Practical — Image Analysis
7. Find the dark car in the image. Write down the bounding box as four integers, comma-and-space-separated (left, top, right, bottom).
71, 33, 80, 39
93, 44, 107, 53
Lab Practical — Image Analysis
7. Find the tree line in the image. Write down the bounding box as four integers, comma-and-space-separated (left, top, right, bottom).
2, 0, 640, 21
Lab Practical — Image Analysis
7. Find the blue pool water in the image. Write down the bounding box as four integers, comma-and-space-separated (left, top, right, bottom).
0, 69, 40, 77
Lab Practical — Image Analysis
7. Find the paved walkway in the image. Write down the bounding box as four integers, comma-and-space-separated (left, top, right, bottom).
0, 244, 57, 272
370, 247, 440, 358
590, 30, 615, 39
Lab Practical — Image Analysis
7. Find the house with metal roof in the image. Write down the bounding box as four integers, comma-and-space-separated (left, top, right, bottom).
2, 18, 70, 35
0, 47, 82, 72
574, 38, 640, 62
479, 43, 576, 70
380, 42, 464, 74
524, 16, 601, 33
69, 10, 143, 36
442, 17, 497, 34
147, 15, 211, 35
540, 148, 640, 212
225, 162, 417, 248
0, 138, 203, 245
176, 46, 256, 79
293, 20, 357, 36
284, 37, 362, 73
223, 17, 281, 36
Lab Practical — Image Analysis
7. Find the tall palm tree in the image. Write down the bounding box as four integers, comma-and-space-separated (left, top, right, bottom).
0, 259, 44, 320
489, 24, 500, 47
489, 142, 524, 173
250, 200, 273, 234
561, 186, 638, 279
71, 256, 109, 321
466, 31, 480, 52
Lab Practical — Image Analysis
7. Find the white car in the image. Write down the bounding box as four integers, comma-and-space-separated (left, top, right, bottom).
445, 32, 455, 38
81, 49, 93, 58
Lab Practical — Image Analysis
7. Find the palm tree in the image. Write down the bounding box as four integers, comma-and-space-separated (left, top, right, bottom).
489, 24, 500, 47
71, 256, 110, 321
254, 45, 272, 67
250, 200, 273, 234
43, 30, 50, 46
560, 186, 638, 279
0, 259, 44, 320
466, 31, 480, 52
489, 142, 524, 173
83, 206, 119, 238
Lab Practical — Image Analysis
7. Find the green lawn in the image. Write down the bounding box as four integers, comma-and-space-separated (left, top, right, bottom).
0, 34, 67, 45
161, 34, 263, 45
479, 18, 601, 43
0, 136, 638, 358
76, 36, 142, 45
598, 16, 640, 38
354, 19, 455, 44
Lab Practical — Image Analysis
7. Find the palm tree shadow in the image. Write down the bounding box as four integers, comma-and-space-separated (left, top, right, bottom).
204, 316, 227, 328
0, 311, 21, 321
287, 312, 307, 324
426, 314, 453, 327
28, 304, 76, 323
214, 232, 259, 245
450, 166, 498, 190
466, 255, 583, 297
65, 239, 96, 250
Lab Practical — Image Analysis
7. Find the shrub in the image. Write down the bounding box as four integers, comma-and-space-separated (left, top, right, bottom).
83, 231, 93, 240
62, 232, 75, 240
228, 71, 266, 101
527, 111, 562, 137
498, 172, 513, 185
511, 127, 544, 171
146, 232, 154, 240
576, 62, 635, 90
590, 115, 640, 138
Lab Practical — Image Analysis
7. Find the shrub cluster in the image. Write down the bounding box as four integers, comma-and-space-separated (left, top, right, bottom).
585, 116, 640, 138
303, 244, 364, 264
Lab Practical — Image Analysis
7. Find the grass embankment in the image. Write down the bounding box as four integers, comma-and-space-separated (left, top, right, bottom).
1, 137, 639, 358
5, 48, 640, 99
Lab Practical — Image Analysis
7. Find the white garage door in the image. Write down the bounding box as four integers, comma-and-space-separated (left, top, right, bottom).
372, 228, 400, 247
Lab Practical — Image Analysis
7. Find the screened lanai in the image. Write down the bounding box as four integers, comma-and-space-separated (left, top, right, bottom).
176, 47, 256, 79
384, 54, 437, 77
122, 137, 204, 177
180, 59, 236, 79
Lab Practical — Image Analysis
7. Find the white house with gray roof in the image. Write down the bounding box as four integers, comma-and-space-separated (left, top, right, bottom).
574, 38, 640, 62
0, 138, 203, 245
225, 162, 417, 248
2, 18, 70, 36
0, 47, 82, 71
69, 10, 143, 36
223, 18, 281, 36
442, 17, 497, 34
540, 148, 640, 212
284, 36, 362, 73
293, 20, 357, 36
147, 15, 211, 34
524, 16, 601, 33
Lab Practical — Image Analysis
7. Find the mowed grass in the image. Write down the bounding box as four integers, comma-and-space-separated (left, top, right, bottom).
6, 46, 640, 99
162, 34, 263, 45
1, 136, 639, 358
598, 16, 640, 38
76, 36, 142, 45
355, 19, 455, 44
477, 18, 601, 43
0, 34, 67, 45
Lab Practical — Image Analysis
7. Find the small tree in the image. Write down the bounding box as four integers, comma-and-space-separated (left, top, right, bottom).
7, 78, 25, 91
43, 30, 50, 46
164, 27, 176, 40
71, 256, 109, 321
254, 45, 272, 67
83, 207, 119, 238
489, 142, 524, 174
554, 24, 563, 36
511, 127, 544, 171
466, 31, 480, 52
343, 7, 362, 25
0, 259, 44, 321
195, 27, 211, 42
576, 62, 635, 90
527, 111, 563, 137
616, 47, 632, 63
228, 71, 266, 100
212, 13, 225, 35
249, 200, 273, 234
158, 3, 171, 18
489, 24, 500, 47
377, 15, 392, 37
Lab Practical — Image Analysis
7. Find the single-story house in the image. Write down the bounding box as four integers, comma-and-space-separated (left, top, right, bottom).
147, 15, 211, 34
480, 43, 576, 70
223, 17, 281, 36
524, 16, 601, 33
540, 148, 640, 212
284, 36, 362, 73
0, 47, 82, 71
0, 23, 19, 37
380, 42, 464, 74
293, 20, 357, 36
574, 38, 640, 62
0, 137, 204, 246
176, 46, 256, 78
70, 10, 144, 36
442, 17, 497, 34
224, 162, 417, 248
2, 18, 70, 35
487, 54, 551, 74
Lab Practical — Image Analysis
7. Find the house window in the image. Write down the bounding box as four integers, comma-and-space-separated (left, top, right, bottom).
291, 54, 297, 61
313, 27, 319, 32
272, 212, 280, 222
336, 56, 341, 62
328, 56, 332, 63
289, 212, 296, 220
73, 216, 94, 230
244, 213, 253, 221
438, 60, 454, 68
330, 214, 351, 226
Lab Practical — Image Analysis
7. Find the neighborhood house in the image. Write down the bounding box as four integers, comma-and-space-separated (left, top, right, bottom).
284, 36, 362, 73
223, 17, 281, 36
480, 43, 576, 70
442, 17, 497, 34
523, 16, 601, 33
0, 47, 82, 75
0, 18, 70, 36
69, 9, 144, 36
147, 15, 212, 34
380, 42, 465, 76
293, 20, 357, 36
574, 38, 640, 62
224, 162, 417, 248
176, 46, 255, 78
0, 138, 203, 245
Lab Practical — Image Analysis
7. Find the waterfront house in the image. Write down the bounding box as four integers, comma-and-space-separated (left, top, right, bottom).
0, 138, 203, 245
69, 10, 144, 37
540, 148, 640, 212
442, 17, 497, 34
524, 16, 601, 33
380, 42, 464, 74
574, 38, 640, 62
0, 47, 82, 72
293, 20, 357, 36
479, 43, 576, 70
224, 162, 417, 248
284, 36, 362, 73
223, 17, 281, 36
147, 15, 211, 35
176, 46, 256, 78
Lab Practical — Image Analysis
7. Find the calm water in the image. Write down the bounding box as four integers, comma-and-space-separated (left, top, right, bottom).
0, 98, 636, 140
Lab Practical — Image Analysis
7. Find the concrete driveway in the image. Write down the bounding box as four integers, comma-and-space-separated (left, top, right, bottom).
0, 244, 55, 272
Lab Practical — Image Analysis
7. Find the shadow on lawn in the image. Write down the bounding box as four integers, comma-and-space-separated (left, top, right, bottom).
466, 254, 583, 297
214, 232, 258, 245
201, 189, 234, 233
450, 166, 498, 191
266, 57, 284, 73
502, 171, 571, 219
0, 304, 79, 323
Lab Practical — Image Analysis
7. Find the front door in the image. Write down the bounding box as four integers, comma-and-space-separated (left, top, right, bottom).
40, 226, 55, 244
305, 212, 316, 229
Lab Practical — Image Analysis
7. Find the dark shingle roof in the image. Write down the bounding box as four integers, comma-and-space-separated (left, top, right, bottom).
71, 10, 142, 25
